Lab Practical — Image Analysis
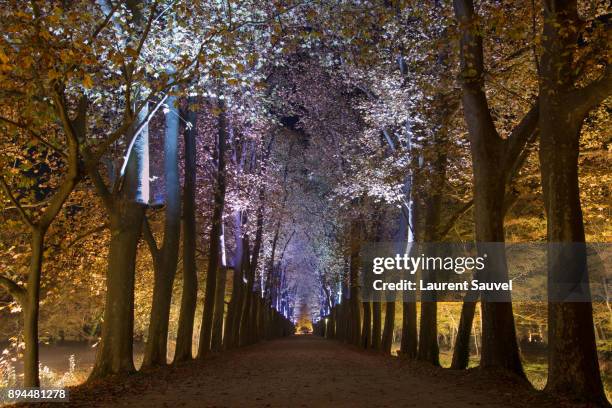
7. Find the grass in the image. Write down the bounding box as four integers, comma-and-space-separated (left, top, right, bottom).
394, 345, 611, 401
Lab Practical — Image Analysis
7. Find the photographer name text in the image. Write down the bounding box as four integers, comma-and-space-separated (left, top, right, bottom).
372, 279, 513, 292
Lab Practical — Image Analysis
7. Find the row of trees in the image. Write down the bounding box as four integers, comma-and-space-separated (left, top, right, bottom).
307, 0, 610, 406
0, 0, 300, 388
0, 0, 609, 405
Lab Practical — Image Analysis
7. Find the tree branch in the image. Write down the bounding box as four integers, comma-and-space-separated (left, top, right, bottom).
572, 65, 612, 118
438, 199, 473, 239
0, 115, 67, 158
132, 0, 159, 63
91, 93, 167, 167
453, 0, 500, 142
90, 1, 120, 42
143, 215, 161, 265
117, 94, 168, 177
51, 89, 80, 145
504, 101, 539, 174
0, 275, 26, 304
65, 223, 109, 248
84, 160, 113, 210
505, 130, 538, 188
37, 91, 83, 229
0, 175, 34, 229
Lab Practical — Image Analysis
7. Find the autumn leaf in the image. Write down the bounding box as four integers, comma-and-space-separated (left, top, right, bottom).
0, 48, 9, 65
82, 74, 93, 89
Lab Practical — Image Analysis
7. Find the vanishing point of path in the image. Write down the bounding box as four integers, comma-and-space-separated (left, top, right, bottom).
31, 336, 569, 408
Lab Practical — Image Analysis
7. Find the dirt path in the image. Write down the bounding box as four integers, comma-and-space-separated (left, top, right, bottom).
27, 335, 573, 408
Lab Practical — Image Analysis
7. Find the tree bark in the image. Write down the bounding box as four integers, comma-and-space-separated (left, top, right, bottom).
399, 204, 417, 358
143, 93, 181, 367
453, 0, 536, 376
89, 2, 151, 378
381, 301, 395, 354
211, 264, 227, 351
417, 130, 448, 366
21, 230, 44, 387
174, 101, 198, 363
89, 105, 147, 379
224, 212, 245, 349
361, 301, 372, 349
417, 295, 439, 365
451, 298, 477, 369
198, 100, 227, 357
541, 110, 606, 403
348, 222, 362, 346
538, 1, 610, 402
90, 198, 143, 379
241, 193, 265, 345
233, 238, 249, 344
400, 301, 417, 357
371, 299, 381, 350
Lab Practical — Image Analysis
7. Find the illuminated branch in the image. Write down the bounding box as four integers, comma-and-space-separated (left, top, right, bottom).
89, 1, 120, 42
118, 94, 168, 177
36, 91, 83, 230
132, 1, 159, 62
86, 92, 167, 177
0, 175, 34, 229
143, 215, 161, 266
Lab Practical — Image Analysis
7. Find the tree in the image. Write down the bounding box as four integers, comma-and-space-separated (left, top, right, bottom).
173, 98, 199, 362
142, 90, 181, 367
537, 0, 611, 403
0, 97, 82, 386
453, 0, 539, 375
198, 98, 228, 357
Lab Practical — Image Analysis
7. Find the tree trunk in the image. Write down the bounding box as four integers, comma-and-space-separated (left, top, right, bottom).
381, 300, 395, 354
224, 214, 245, 349
451, 298, 477, 369
417, 297, 439, 365
453, 0, 526, 376
327, 306, 336, 339
537, 1, 609, 403
371, 300, 381, 350
211, 265, 227, 351
263, 218, 282, 341
90, 200, 143, 379
21, 230, 44, 387
398, 177, 418, 358
143, 94, 181, 367
256, 297, 264, 341
198, 101, 227, 357
541, 122, 604, 400
400, 301, 417, 357
241, 198, 264, 346
251, 293, 261, 342
240, 244, 256, 346
361, 301, 372, 349
240, 276, 254, 346
348, 222, 362, 346
417, 133, 447, 366
234, 239, 250, 344
89, 105, 147, 378
174, 102, 199, 363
